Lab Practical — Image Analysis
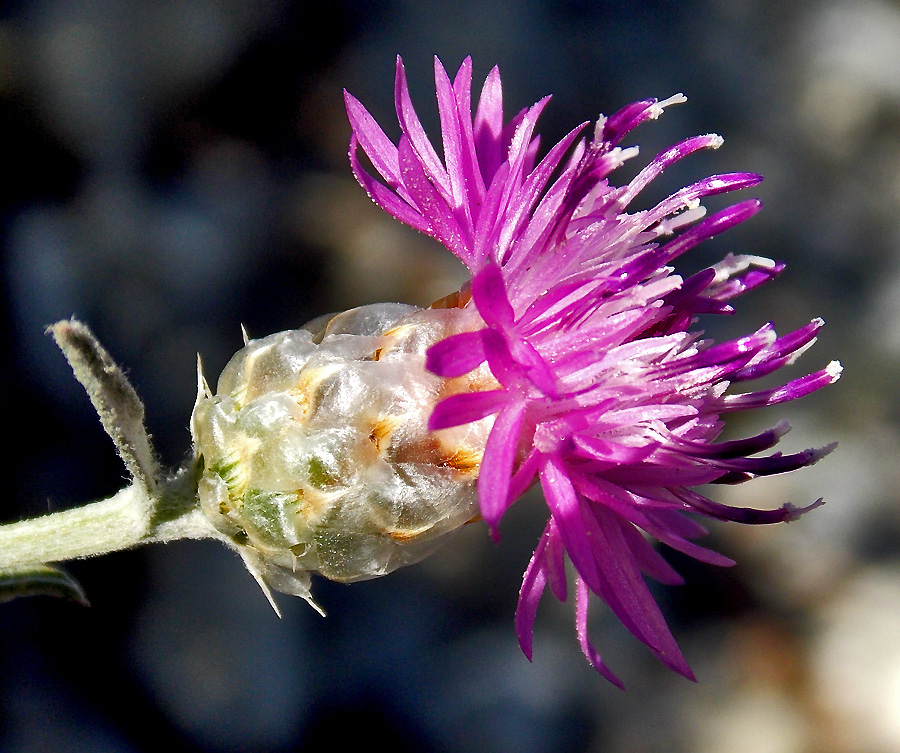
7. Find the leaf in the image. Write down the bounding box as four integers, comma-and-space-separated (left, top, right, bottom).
48, 319, 159, 496
0, 564, 90, 606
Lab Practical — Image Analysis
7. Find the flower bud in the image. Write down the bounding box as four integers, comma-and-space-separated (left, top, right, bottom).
191, 303, 492, 610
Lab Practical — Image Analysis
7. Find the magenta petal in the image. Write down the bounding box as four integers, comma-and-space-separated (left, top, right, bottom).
472, 160, 513, 264
575, 476, 738, 569
561, 478, 689, 654
573, 436, 657, 465
601, 463, 723, 487
506, 448, 541, 504
660, 200, 763, 264
706, 443, 837, 478
394, 56, 451, 199
471, 262, 515, 327
588, 504, 695, 679
640, 514, 736, 567
544, 517, 568, 601
434, 56, 470, 212
710, 261, 786, 301
479, 400, 527, 534
480, 328, 531, 392
540, 454, 603, 592
343, 91, 401, 185
601, 98, 658, 146
426, 330, 487, 377
349, 137, 431, 233
649, 173, 764, 224
496, 123, 587, 267
473, 65, 505, 182
668, 421, 791, 459
731, 319, 825, 381
516, 522, 552, 660
645, 508, 709, 540
575, 577, 625, 688
433, 55, 485, 217
506, 139, 585, 277
396, 135, 467, 251
450, 57, 487, 207
509, 338, 558, 396
428, 389, 508, 430
673, 487, 813, 525
620, 134, 735, 207
720, 362, 843, 411
491, 98, 552, 260
618, 522, 684, 586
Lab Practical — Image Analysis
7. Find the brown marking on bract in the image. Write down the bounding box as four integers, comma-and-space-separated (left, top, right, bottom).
384, 524, 434, 542
436, 447, 481, 475
367, 414, 403, 454
382, 323, 416, 340
292, 486, 338, 527
429, 282, 472, 310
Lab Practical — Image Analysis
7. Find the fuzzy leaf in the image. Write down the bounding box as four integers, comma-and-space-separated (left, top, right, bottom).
0, 564, 89, 605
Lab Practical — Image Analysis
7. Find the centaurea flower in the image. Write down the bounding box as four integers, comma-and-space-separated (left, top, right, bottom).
0, 56, 839, 690
345, 56, 840, 686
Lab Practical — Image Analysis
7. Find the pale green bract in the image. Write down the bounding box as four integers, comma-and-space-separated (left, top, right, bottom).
192, 303, 493, 612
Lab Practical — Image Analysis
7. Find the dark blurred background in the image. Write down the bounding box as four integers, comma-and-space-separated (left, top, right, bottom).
2, 1, 898, 751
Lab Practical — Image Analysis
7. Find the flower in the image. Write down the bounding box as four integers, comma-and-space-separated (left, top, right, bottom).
345, 56, 840, 687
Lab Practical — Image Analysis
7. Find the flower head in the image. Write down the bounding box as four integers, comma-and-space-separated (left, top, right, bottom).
192, 303, 491, 614
345, 56, 840, 686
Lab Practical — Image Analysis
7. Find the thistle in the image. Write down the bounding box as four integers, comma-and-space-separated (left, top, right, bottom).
0, 56, 838, 688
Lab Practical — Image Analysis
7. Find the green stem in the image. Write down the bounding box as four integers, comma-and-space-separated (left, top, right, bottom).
0, 473, 220, 571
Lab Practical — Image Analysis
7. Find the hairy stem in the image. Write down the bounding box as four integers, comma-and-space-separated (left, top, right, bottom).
0, 471, 219, 571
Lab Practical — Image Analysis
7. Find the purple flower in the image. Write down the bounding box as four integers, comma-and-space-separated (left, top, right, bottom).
344, 56, 840, 687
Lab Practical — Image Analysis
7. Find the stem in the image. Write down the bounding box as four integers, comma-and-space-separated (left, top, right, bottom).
0, 472, 220, 570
